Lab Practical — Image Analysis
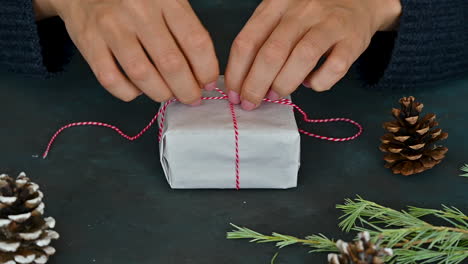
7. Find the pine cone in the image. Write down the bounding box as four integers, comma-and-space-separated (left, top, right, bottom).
328, 232, 393, 264
0, 172, 59, 264
380, 96, 448, 176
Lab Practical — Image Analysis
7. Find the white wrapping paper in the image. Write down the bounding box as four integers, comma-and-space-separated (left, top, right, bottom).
158, 76, 300, 189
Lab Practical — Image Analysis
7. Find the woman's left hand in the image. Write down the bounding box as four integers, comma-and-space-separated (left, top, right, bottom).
225, 0, 401, 110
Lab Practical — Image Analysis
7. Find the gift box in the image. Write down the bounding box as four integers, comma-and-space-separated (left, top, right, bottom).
42, 77, 361, 188
157, 77, 300, 189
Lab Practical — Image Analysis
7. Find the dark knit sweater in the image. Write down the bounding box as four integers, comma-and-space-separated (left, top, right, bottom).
1, 0, 74, 78
1, 0, 467, 88
358, 0, 468, 89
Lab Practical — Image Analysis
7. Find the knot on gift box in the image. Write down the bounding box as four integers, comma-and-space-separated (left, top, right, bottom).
42, 86, 362, 189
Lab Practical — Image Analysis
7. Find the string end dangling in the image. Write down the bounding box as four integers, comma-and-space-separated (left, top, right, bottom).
40, 115, 164, 159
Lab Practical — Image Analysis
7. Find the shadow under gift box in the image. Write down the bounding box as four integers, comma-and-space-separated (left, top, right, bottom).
158, 77, 301, 189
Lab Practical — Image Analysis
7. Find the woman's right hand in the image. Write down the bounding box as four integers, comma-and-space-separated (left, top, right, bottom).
36, 0, 219, 104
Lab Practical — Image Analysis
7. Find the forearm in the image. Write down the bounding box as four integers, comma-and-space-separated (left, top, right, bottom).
33, 0, 57, 21
378, 0, 401, 31
377, 0, 402, 31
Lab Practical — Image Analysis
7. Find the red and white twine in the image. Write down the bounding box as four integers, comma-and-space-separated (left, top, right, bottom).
42, 88, 363, 189
228, 100, 240, 189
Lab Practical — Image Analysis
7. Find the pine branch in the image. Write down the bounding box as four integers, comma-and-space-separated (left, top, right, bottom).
227, 224, 338, 253
226, 198, 468, 264
408, 205, 468, 228
337, 196, 427, 232
337, 197, 468, 264
460, 164, 468, 177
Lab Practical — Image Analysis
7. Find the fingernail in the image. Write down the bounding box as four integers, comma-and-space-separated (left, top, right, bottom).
302, 81, 311, 88
228, 90, 241, 104
204, 81, 216, 91
266, 90, 280, 101
241, 99, 257, 111
190, 99, 202, 106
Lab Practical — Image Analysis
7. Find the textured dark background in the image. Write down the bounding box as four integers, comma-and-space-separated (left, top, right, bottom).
1, 1, 468, 263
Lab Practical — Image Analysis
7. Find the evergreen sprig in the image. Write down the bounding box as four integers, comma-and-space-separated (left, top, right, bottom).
227, 224, 338, 253
227, 197, 468, 264
460, 164, 468, 177
337, 197, 468, 264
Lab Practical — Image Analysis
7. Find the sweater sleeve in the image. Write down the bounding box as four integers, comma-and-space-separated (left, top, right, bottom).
357, 0, 468, 89
0, 0, 74, 78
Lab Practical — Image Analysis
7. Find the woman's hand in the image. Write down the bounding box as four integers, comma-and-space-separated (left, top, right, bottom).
35, 0, 219, 104
225, 0, 401, 110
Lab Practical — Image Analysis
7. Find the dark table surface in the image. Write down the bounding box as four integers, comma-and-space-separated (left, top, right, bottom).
1, 1, 468, 263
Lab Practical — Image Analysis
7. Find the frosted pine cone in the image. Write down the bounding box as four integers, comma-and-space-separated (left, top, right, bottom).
328, 232, 393, 264
0, 172, 59, 264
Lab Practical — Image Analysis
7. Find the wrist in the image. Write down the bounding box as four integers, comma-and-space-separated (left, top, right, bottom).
33, 0, 58, 21
376, 0, 402, 31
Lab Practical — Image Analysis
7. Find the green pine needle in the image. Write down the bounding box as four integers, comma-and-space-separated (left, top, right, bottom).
408, 205, 468, 228
392, 247, 468, 264
460, 164, 468, 177
270, 252, 279, 264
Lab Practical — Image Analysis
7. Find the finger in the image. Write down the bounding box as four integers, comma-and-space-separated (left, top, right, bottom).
303, 39, 361, 92
272, 22, 345, 97
104, 32, 173, 103
80, 37, 141, 102
162, 1, 219, 90
239, 17, 312, 110
225, 0, 288, 104
136, 17, 201, 105
266, 89, 281, 101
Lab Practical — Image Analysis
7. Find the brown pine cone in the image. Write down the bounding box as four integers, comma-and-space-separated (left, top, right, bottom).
328, 232, 393, 264
380, 96, 448, 176
0, 172, 59, 264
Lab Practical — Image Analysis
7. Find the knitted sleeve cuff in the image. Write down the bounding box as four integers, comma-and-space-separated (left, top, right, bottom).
0, 0, 75, 78
357, 0, 468, 89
